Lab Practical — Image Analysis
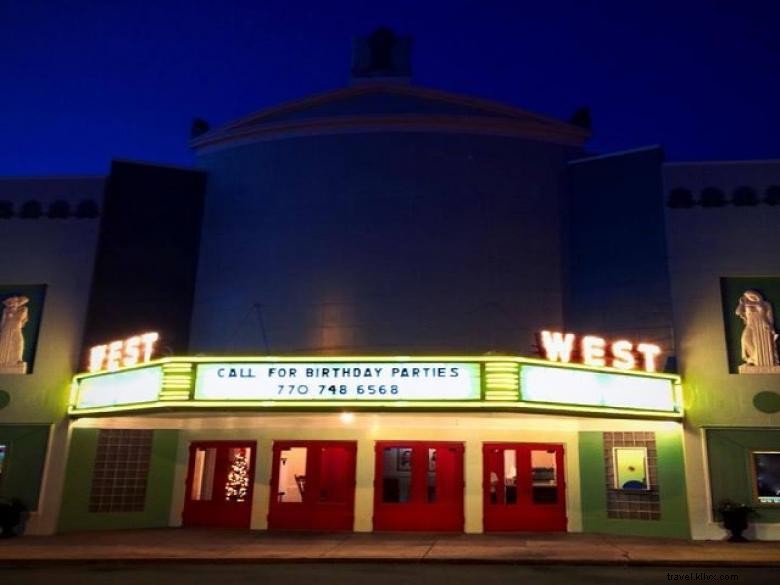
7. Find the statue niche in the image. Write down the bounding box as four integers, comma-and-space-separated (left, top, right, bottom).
736, 289, 780, 373
0, 296, 30, 374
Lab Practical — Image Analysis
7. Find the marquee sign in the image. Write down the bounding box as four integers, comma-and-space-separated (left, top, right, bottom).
194, 362, 482, 401
76, 366, 163, 409
68, 355, 682, 417
539, 330, 661, 373
520, 365, 677, 412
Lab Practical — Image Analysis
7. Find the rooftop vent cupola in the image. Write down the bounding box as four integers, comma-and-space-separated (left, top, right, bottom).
350, 27, 412, 84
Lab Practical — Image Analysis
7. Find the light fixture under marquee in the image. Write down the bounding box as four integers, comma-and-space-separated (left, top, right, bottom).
539, 330, 661, 373
88, 332, 160, 373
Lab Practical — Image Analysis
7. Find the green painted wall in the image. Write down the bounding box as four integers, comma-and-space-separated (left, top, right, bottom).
58, 428, 179, 532
707, 429, 780, 523
0, 424, 50, 510
579, 430, 690, 538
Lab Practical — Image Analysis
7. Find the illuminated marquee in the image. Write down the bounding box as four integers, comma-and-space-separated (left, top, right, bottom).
194, 362, 482, 401
520, 365, 677, 412
76, 366, 163, 409
88, 332, 160, 373
539, 330, 661, 373
68, 355, 682, 417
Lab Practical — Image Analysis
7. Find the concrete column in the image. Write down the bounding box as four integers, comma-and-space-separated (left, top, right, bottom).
464, 438, 483, 533
250, 438, 272, 530
353, 437, 375, 532
26, 421, 68, 535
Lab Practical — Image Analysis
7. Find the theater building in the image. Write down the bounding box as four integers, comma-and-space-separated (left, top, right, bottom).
54, 32, 689, 538
1, 30, 777, 539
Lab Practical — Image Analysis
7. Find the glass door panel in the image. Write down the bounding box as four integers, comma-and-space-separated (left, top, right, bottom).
426, 448, 437, 502
530, 449, 558, 504
382, 446, 412, 503
504, 449, 518, 504
183, 441, 256, 529
190, 447, 217, 501
277, 447, 307, 503
224, 447, 252, 503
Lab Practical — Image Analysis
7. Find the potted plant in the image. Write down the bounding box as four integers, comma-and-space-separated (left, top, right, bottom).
0, 497, 27, 538
716, 500, 756, 542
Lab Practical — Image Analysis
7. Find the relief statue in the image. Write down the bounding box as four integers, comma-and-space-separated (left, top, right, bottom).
736, 289, 780, 373
0, 296, 29, 374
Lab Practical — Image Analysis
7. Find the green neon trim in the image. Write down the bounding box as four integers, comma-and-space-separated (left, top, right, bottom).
68, 399, 683, 418
73, 354, 680, 382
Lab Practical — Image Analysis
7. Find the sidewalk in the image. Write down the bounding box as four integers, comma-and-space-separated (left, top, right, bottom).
1, 529, 779, 566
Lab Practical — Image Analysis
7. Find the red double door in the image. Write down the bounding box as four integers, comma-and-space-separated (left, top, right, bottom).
374, 441, 464, 532
268, 441, 357, 531
483, 443, 566, 532
182, 441, 256, 529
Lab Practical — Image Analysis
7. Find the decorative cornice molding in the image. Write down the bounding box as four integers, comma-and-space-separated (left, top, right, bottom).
192, 113, 589, 153
192, 84, 589, 152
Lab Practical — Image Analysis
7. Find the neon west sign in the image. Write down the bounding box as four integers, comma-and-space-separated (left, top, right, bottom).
539, 331, 661, 373
88, 332, 160, 373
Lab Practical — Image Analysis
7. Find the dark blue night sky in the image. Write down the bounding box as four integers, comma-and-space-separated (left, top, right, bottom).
2, 1, 778, 176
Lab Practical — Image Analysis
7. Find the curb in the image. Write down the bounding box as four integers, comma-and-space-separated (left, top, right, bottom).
1, 557, 779, 568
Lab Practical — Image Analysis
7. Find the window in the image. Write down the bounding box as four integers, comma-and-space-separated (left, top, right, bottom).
667, 188, 694, 209
382, 447, 411, 503
699, 187, 726, 207
732, 186, 758, 206
427, 448, 436, 502
498, 449, 517, 504
89, 429, 152, 513
531, 449, 558, 503
765, 185, 780, 206
613, 447, 649, 490
0, 445, 7, 484
224, 447, 251, 503
277, 447, 307, 503
19, 200, 42, 218
190, 447, 217, 501
752, 451, 780, 505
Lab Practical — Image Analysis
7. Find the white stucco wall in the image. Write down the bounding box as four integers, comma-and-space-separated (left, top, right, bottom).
0, 176, 104, 534
664, 161, 780, 539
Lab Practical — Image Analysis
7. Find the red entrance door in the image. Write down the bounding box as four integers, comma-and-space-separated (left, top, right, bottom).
373, 441, 464, 532
483, 443, 566, 532
182, 441, 256, 529
268, 441, 357, 531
